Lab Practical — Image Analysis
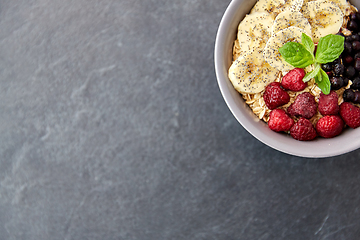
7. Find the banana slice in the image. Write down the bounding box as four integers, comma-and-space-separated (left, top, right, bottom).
237, 12, 274, 55
228, 52, 279, 94
302, 0, 343, 42
302, 0, 352, 16
251, 0, 304, 17
271, 11, 312, 36
264, 26, 309, 72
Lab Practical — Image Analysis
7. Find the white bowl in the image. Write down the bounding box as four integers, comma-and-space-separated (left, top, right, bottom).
214, 0, 360, 158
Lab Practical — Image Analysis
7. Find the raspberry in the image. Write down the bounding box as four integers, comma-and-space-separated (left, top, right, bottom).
281, 68, 307, 91
290, 118, 317, 141
318, 91, 339, 115
287, 92, 317, 119
316, 115, 344, 138
268, 109, 295, 132
263, 82, 290, 110
339, 102, 360, 128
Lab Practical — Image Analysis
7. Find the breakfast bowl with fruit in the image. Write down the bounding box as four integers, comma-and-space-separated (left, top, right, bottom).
215, 0, 360, 157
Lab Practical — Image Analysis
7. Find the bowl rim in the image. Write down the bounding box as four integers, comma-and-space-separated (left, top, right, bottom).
214, 0, 360, 158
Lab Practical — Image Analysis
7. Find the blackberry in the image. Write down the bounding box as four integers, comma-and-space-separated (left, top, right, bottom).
331, 57, 341, 65
343, 89, 355, 102
330, 76, 344, 90
351, 12, 358, 21
352, 41, 360, 51
334, 64, 345, 76
348, 20, 359, 31
351, 34, 360, 42
344, 42, 352, 54
351, 76, 360, 90
355, 58, 360, 71
354, 92, 360, 104
345, 66, 356, 78
343, 55, 353, 65
321, 63, 333, 72
354, 52, 360, 59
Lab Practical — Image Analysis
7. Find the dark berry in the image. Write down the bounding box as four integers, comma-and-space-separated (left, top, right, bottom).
351, 12, 358, 21
356, 12, 360, 20
344, 42, 352, 54
343, 55, 353, 65
321, 63, 333, 72
343, 77, 349, 87
327, 72, 333, 78
355, 58, 360, 71
354, 91, 360, 104
330, 76, 344, 90
334, 63, 345, 76
343, 89, 355, 102
351, 76, 360, 90
331, 58, 341, 65
355, 52, 360, 59
351, 34, 360, 42
348, 20, 359, 31
352, 41, 360, 51
345, 66, 356, 78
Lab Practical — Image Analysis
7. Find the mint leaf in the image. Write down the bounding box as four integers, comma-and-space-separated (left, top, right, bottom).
303, 64, 320, 82
279, 42, 314, 68
301, 33, 315, 54
315, 34, 345, 64
315, 69, 331, 95
278, 33, 344, 95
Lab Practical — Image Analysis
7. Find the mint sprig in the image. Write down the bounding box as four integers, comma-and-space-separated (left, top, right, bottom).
278, 42, 314, 68
301, 33, 315, 54
279, 33, 345, 95
316, 34, 345, 63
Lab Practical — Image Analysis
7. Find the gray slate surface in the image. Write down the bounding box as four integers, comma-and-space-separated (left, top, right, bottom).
0, 0, 360, 239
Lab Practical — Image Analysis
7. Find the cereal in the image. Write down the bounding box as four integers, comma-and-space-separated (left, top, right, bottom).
230, 0, 355, 124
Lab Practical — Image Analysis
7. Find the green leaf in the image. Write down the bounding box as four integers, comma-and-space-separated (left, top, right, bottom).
279, 42, 314, 68
315, 34, 345, 64
303, 64, 320, 82
301, 33, 315, 54
315, 69, 331, 95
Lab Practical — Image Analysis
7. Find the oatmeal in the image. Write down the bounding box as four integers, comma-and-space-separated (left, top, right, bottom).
228, 0, 360, 140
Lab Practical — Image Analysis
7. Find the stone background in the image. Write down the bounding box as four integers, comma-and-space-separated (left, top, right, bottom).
0, 0, 359, 239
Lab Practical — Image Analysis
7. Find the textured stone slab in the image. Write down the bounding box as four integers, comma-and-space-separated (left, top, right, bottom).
0, 0, 359, 239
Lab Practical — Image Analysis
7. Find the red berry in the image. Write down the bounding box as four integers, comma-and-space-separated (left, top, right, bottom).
281, 68, 307, 91
290, 118, 317, 141
316, 115, 344, 138
318, 91, 339, 115
339, 102, 360, 128
268, 109, 295, 132
263, 82, 290, 110
287, 92, 317, 119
